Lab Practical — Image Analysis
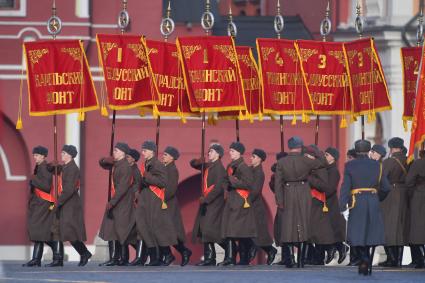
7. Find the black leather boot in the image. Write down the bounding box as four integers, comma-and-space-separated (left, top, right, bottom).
146, 247, 161, 266
285, 245, 296, 268
325, 245, 336, 264
45, 241, 64, 267
173, 240, 192, 266
347, 246, 361, 266
218, 239, 236, 266
196, 243, 216, 266
312, 244, 325, 265
336, 242, 347, 264
300, 242, 309, 268
248, 240, 257, 264
414, 245, 424, 269
237, 239, 250, 265
129, 240, 147, 266
397, 246, 404, 267
23, 242, 44, 267
99, 241, 121, 266
71, 241, 92, 266
160, 246, 175, 266
118, 244, 129, 266
262, 246, 277, 265
357, 247, 369, 276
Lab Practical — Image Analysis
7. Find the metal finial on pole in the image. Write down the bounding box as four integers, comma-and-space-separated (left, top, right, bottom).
201, 0, 215, 35
47, 0, 62, 38
227, 5, 238, 38
118, 0, 130, 34
161, 1, 175, 41
355, 1, 364, 38
320, 1, 332, 42
417, 7, 424, 46
274, 0, 284, 39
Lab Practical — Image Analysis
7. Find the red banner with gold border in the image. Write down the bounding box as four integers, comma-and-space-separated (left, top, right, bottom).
176, 36, 246, 113
143, 39, 196, 121
22, 40, 98, 117
401, 46, 421, 130
218, 46, 262, 121
295, 40, 351, 126
96, 34, 159, 112
256, 38, 313, 123
343, 38, 391, 121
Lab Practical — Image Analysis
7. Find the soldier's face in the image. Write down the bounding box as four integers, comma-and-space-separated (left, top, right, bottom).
33, 154, 45, 165
208, 149, 219, 161
142, 149, 154, 160
162, 152, 174, 165
126, 155, 135, 165
229, 148, 241, 160
61, 151, 72, 164
304, 153, 315, 160
113, 148, 125, 161
369, 150, 381, 161
325, 152, 335, 164
251, 154, 262, 167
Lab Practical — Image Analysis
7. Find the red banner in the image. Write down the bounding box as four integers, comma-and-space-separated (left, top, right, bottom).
143, 39, 196, 121
409, 46, 425, 162
256, 38, 313, 123
343, 38, 391, 121
219, 46, 262, 121
96, 34, 159, 111
22, 40, 98, 119
295, 40, 351, 125
401, 46, 421, 130
176, 36, 246, 113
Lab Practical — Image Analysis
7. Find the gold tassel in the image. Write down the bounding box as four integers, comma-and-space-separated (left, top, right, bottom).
139, 108, 146, 117
243, 198, 250, 208
305, 114, 311, 123
101, 106, 109, 117
78, 112, 85, 122
322, 202, 329, 213
258, 112, 263, 122
15, 118, 23, 130
367, 112, 376, 123
403, 120, 408, 132
340, 116, 347, 128
351, 115, 357, 122
249, 114, 254, 124
180, 114, 187, 124
291, 114, 297, 125
161, 201, 168, 210
302, 113, 306, 123
238, 110, 245, 121
153, 105, 160, 119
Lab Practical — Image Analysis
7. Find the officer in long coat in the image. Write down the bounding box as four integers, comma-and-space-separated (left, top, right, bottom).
51, 145, 91, 267
99, 142, 134, 266
162, 146, 192, 266
274, 137, 322, 268
339, 140, 391, 275
380, 138, 408, 267
248, 149, 277, 265
405, 151, 425, 268
23, 146, 54, 267
191, 144, 226, 266
138, 141, 178, 266
220, 142, 256, 266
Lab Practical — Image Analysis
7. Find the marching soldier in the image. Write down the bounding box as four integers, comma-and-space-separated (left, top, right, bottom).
138, 141, 177, 266
304, 146, 335, 266
162, 146, 192, 266
49, 145, 91, 267
339, 140, 391, 276
379, 138, 408, 268
347, 149, 357, 161
274, 137, 322, 268
99, 142, 134, 266
191, 144, 226, 266
323, 147, 347, 265
220, 142, 256, 266
405, 150, 425, 268
249, 149, 277, 265
23, 146, 54, 267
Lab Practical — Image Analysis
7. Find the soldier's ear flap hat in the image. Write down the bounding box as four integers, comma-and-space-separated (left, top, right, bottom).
141, 141, 157, 153
288, 136, 304, 149
115, 142, 130, 154
209, 144, 224, 158
164, 146, 180, 160
354, 139, 371, 153
230, 142, 245, 155
325, 147, 339, 161
253, 148, 267, 161
388, 137, 404, 149
62, 144, 78, 158
371, 144, 386, 158
32, 146, 48, 157
128, 149, 140, 162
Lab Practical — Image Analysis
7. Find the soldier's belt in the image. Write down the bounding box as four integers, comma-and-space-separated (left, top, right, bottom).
285, 180, 307, 186
348, 188, 378, 209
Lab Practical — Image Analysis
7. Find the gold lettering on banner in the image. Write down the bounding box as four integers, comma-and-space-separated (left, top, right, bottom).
194, 88, 223, 102
358, 52, 364, 67
35, 72, 84, 87
117, 48, 123, 63
266, 72, 304, 86
311, 92, 334, 106
306, 73, 349, 88
275, 52, 284, 66
188, 69, 237, 83
159, 93, 174, 107
318, 54, 327, 69
403, 56, 415, 71
238, 54, 256, 70
203, 49, 209, 64
181, 45, 201, 60
273, 91, 295, 105
242, 78, 260, 91
213, 45, 237, 65
105, 67, 150, 81
101, 42, 118, 60
46, 91, 74, 104
153, 74, 185, 90
113, 87, 133, 101
28, 49, 49, 67
147, 48, 158, 56
61, 48, 82, 61
414, 60, 419, 75
407, 81, 417, 93
261, 47, 275, 61
360, 91, 373, 105
351, 70, 383, 87
299, 48, 318, 62
127, 44, 148, 63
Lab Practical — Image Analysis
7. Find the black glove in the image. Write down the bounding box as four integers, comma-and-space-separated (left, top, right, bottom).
140, 177, 149, 190
200, 203, 207, 216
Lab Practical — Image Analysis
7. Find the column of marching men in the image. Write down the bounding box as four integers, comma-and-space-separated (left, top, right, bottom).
22, 136, 425, 275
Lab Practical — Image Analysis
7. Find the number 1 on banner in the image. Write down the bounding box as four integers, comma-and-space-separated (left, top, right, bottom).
117, 48, 123, 63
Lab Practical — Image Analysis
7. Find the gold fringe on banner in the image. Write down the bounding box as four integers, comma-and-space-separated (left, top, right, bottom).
340, 116, 347, 128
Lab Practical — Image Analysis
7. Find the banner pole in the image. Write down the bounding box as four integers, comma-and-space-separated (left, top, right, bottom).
275, 0, 285, 152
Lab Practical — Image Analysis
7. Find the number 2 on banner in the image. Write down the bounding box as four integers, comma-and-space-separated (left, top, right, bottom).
318, 54, 326, 69
414, 60, 419, 75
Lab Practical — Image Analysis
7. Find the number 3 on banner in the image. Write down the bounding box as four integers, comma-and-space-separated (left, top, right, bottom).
358, 52, 363, 68
318, 54, 326, 69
